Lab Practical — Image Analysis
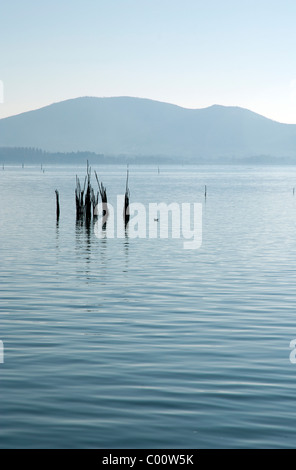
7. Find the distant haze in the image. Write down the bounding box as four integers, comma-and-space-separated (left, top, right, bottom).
1, 96, 296, 161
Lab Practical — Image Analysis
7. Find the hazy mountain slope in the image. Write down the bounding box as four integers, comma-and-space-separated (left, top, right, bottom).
0, 96, 296, 159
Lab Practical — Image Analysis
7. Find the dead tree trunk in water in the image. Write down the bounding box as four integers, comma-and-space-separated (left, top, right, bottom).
95, 170, 108, 206
75, 161, 96, 223
85, 162, 92, 223
55, 190, 60, 221
94, 170, 108, 228
75, 176, 84, 220
124, 168, 130, 227
91, 187, 99, 219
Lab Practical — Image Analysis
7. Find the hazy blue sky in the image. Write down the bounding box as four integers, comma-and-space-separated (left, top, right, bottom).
1, 0, 296, 122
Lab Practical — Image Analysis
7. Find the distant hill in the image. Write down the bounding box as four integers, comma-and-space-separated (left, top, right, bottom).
1, 96, 296, 161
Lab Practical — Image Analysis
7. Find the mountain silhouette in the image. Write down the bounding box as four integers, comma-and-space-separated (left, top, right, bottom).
1, 96, 296, 160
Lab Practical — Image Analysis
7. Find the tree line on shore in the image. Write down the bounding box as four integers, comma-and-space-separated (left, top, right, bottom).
0, 147, 173, 165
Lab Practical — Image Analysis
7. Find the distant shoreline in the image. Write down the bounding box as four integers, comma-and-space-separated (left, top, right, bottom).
1, 147, 296, 166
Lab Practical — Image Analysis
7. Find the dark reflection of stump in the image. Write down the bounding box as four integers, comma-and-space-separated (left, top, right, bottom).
101, 202, 109, 232
122, 226, 129, 273
125, 226, 129, 251
75, 216, 93, 269
55, 215, 60, 253
85, 218, 92, 255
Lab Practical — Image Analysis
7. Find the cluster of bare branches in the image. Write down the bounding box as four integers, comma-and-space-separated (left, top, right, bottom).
56, 162, 130, 229
75, 161, 99, 223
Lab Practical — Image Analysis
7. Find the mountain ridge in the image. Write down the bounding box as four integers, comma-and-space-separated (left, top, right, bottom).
0, 96, 296, 160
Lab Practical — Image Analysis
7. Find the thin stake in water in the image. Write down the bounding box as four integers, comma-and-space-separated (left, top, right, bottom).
124, 167, 130, 227
55, 190, 60, 221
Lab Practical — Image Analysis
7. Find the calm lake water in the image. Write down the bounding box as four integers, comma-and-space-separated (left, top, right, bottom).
1, 164, 296, 449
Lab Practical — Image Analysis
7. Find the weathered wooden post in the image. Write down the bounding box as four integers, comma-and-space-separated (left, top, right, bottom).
85, 162, 92, 223
124, 168, 130, 227
55, 190, 60, 221
95, 170, 108, 229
